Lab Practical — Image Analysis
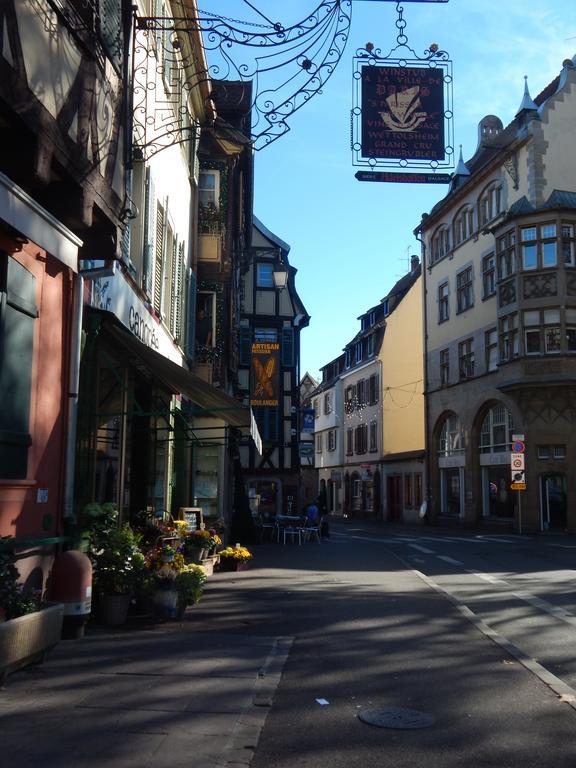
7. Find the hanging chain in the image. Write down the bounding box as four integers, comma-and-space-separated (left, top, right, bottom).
395, 2, 408, 47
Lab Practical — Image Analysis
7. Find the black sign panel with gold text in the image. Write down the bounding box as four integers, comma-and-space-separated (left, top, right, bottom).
250, 342, 280, 407
361, 65, 445, 161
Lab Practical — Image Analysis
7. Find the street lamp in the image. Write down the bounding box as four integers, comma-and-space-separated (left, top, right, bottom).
272, 262, 289, 289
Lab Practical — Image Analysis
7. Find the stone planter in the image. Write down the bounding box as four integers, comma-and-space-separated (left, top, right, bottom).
0, 602, 64, 684
200, 555, 218, 577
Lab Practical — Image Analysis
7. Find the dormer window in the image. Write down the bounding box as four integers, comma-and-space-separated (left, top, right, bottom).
369, 311, 376, 326
355, 341, 363, 363
382, 298, 390, 317
367, 334, 374, 357
345, 349, 351, 368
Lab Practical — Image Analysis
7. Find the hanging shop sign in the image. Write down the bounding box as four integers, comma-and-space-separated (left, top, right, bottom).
301, 408, 315, 434
355, 171, 451, 184
351, 1, 454, 179
361, 65, 445, 160
250, 342, 280, 407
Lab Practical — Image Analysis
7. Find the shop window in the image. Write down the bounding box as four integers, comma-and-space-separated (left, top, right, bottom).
483, 467, 514, 519
567, 328, 576, 351
0, 254, 37, 479
441, 467, 462, 517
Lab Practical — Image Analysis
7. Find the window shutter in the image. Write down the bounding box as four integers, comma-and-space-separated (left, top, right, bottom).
143, 167, 155, 297
120, 223, 130, 264
0, 255, 37, 479
153, 203, 165, 314
174, 240, 184, 341
99, 0, 123, 71
185, 269, 197, 358
281, 327, 294, 367
239, 326, 251, 366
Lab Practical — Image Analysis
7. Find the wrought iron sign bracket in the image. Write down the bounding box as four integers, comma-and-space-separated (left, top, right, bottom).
130, 2, 352, 161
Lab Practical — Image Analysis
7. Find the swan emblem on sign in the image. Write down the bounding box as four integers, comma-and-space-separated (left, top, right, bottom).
380, 86, 427, 132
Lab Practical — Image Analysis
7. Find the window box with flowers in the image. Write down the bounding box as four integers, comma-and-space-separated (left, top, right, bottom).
217, 545, 253, 572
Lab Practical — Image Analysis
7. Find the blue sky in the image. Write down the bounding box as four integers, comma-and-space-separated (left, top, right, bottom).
200, 1, 576, 378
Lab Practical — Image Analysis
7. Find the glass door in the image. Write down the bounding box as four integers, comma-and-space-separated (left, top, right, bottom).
540, 474, 567, 531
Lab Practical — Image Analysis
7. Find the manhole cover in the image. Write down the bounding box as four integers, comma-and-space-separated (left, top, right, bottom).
358, 707, 436, 730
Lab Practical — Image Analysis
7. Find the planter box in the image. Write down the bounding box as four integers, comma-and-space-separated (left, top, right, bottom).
218, 559, 250, 572
0, 602, 64, 683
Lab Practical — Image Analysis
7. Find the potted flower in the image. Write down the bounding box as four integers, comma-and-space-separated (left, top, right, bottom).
217, 544, 253, 572
175, 564, 207, 616
183, 528, 212, 562
91, 524, 145, 625
144, 544, 186, 620
0, 537, 64, 683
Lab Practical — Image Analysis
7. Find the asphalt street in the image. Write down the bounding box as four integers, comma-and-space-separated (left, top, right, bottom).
4, 520, 576, 767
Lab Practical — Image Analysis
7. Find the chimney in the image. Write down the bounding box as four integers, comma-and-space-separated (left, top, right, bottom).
411, 254, 420, 272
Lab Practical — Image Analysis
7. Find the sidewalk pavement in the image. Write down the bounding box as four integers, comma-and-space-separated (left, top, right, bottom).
0, 569, 293, 768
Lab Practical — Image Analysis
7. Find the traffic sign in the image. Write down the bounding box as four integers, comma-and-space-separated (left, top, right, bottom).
511, 453, 525, 470
511, 440, 525, 453
511, 469, 525, 484
511, 482, 526, 491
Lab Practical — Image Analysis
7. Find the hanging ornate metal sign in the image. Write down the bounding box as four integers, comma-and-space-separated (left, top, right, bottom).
351, 3, 454, 180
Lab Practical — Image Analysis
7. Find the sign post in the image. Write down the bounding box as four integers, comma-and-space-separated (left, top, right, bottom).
511, 434, 526, 534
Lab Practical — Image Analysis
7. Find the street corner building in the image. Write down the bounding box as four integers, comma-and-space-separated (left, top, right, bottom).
417, 55, 576, 533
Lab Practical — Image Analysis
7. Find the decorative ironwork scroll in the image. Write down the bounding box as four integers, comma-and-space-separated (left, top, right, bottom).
131, 1, 352, 159
351, 2, 454, 174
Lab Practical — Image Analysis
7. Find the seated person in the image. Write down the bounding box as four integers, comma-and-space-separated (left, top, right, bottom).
305, 500, 319, 525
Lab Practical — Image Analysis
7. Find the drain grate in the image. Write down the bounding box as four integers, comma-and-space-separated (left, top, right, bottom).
358, 707, 436, 730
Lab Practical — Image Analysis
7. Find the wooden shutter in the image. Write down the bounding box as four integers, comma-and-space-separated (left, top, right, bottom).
281, 327, 294, 367
0, 254, 37, 479
153, 202, 165, 314
185, 269, 197, 358
239, 326, 251, 366
143, 167, 155, 297
174, 240, 184, 341
99, 0, 123, 71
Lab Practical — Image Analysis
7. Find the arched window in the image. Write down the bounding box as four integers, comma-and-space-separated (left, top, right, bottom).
478, 182, 503, 228
479, 404, 514, 453
453, 205, 474, 246
438, 414, 464, 456
431, 226, 450, 262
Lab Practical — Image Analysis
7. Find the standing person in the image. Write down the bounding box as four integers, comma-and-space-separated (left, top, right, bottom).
319, 503, 330, 539
305, 499, 319, 525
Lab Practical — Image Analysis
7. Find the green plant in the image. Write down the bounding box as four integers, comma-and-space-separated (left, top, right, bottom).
218, 545, 252, 564
0, 537, 41, 621
175, 564, 207, 607
91, 524, 145, 596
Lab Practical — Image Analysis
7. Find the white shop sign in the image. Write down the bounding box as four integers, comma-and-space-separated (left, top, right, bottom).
91, 270, 183, 364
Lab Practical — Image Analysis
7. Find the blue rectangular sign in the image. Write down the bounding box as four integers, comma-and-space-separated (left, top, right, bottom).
301, 408, 315, 434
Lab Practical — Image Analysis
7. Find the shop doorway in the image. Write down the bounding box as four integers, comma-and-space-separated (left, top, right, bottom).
540, 474, 567, 531
387, 475, 402, 522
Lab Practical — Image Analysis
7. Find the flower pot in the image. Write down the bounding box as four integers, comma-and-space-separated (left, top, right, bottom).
186, 547, 208, 564
0, 602, 64, 684
100, 593, 131, 626
152, 588, 179, 620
